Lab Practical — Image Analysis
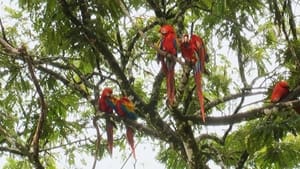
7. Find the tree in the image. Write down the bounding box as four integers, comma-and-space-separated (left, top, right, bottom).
1, 0, 300, 168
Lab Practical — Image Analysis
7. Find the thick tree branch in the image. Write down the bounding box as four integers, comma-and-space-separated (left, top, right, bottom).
0, 37, 20, 55
78, 0, 90, 25
0, 19, 12, 47
147, 71, 164, 109
116, 0, 186, 159
116, 25, 126, 69
25, 53, 47, 169
286, 0, 297, 40
146, 0, 164, 19
0, 38, 49, 168
175, 64, 192, 110
0, 147, 26, 156
236, 151, 249, 169
282, 85, 300, 102
92, 116, 101, 169
236, 29, 249, 88
185, 99, 300, 126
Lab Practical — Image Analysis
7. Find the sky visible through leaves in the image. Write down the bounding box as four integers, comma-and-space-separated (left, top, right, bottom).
1, 0, 300, 168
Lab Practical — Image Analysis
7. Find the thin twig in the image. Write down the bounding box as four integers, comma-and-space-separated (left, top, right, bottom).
221, 90, 245, 144
120, 140, 140, 169
92, 116, 102, 169
40, 137, 91, 152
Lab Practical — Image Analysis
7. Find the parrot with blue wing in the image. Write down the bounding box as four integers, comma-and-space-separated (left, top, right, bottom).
180, 34, 208, 122
157, 24, 177, 105
98, 88, 117, 156
115, 97, 138, 159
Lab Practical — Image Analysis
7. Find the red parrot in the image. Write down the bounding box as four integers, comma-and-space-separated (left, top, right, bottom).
271, 81, 300, 113
180, 34, 208, 122
158, 24, 177, 105
98, 88, 117, 156
115, 97, 138, 159
270, 81, 290, 103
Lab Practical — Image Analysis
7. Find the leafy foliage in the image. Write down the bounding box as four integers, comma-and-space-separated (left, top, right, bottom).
0, 0, 300, 169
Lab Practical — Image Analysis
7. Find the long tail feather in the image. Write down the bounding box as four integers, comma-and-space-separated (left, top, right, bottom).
195, 68, 205, 122
106, 120, 114, 156
199, 41, 206, 73
167, 69, 175, 105
126, 127, 136, 159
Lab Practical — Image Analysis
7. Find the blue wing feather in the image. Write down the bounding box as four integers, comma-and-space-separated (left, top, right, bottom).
106, 98, 116, 110
120, 104, 138, 120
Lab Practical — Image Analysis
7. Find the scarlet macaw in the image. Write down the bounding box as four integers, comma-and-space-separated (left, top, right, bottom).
270, 81, 290, 103
180, 34, 208, 122
115, 97, 138, 159
158, 24, 177, 105
271, 81, 300, 113
98, 88, 117, 156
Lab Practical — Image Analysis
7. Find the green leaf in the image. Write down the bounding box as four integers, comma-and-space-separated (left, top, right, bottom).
4, 6, 22, 19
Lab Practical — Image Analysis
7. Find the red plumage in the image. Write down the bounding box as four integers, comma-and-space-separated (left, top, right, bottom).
270, 81, 289, 103
180, 34, 207, 122
115, 97, 137, 159
159, 25, 177, 56
98, 88, 115, 156
270, 81, 300, 114
158, 24, 177, 105
106, 123, 113, 156
195, 72, 205, 122
126, 126, 136, 159
98, 88, 114, 113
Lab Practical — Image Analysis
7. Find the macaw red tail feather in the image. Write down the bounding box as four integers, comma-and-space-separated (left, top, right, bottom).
126, 127, 136, 159
106, 121, 114, 156
195, 71, 205, 122
167, 69, 175, 105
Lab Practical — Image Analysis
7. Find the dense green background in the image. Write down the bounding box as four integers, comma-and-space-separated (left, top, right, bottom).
1, 0, 300, 168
